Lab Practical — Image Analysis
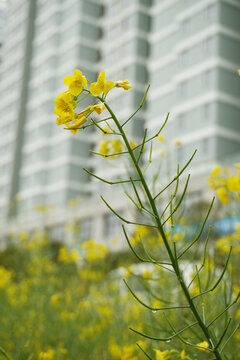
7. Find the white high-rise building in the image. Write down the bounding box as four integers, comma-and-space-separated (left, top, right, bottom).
0, 0, 239, 242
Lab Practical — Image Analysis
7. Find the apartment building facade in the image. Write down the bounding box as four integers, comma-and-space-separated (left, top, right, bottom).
0, 0, 239, 242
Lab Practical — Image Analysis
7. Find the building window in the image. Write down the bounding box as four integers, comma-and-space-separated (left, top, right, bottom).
203, 103, 210, 119
203, 70, 212, 86
79, 218, 92, 241
104, 212, 122, 238
108, 1, 121, 15
205, 5, 216, 20
49, 225, 65, 242
181, 19, 190, 33
179, 50, 189, 65
108, 23, 121, 39
178, 113, 185, 129
179, 81, 187, 97
177, 145, 183, 164
123, 15, 134, 30
203, 37, 213, 53
186, 191, 202, 206
202, 138, 209, 154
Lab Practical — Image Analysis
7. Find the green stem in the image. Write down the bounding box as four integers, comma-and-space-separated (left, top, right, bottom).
101, 98, 224, 360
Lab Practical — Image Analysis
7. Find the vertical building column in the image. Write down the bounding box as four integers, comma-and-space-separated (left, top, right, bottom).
8, 0, 37, 218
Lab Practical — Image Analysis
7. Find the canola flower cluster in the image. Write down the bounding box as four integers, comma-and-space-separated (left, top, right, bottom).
216, 224, 240, 255
208, 164, 240, 204
2, 220, 237, 359
207, 164, 240, 256
54, 70, 131, 134
0, 231, 148, 359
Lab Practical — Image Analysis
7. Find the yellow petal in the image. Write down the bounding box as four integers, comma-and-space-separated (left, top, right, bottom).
67, 116, 87, 134
97, 71, 105, 86
103, 80, 114, 94
93, 104, 105, 115
82, 76, 88, 87
73, 69, 82, 77
115, 80, 132, 90
69, 83, 83, 96
63, 75, 74, 86
89, 82, 102, 96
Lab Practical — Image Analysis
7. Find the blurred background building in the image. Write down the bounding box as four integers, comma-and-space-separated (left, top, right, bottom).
0, 0, 239, 243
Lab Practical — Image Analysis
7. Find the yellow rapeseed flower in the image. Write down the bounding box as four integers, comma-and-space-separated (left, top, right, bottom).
54, 92, 76, 119
50, 293, 60, 307
92, 103, 105, 114
115, 79, 132, 90
58, 247, 69, 263
101, 126, 111, 135
227, 176, 240, 192
180, 349, 185, 359
130, 140, 137, 148
111, 139, 122, 155
108, 339, 122, 359
63, 69, 87, 96
38, 349, 55, 360
99, 140, 109, 155
142, 269, 152, 279
216, 187, 229, 204
210, 166, 221, 177
90, 71, 114, 96
157, 135, 165, 142
173, 232, 184, 242
67, 115, 87, 134
196, 341, 210, 352
121, 345, 137, 360
154, 349, 170, 360
0, 267, 12, 289
70, 249, 79, 262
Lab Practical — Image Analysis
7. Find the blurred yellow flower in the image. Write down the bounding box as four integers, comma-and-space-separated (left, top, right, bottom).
142, 269, 152, 279
108, 339, 122, 359
99, 140, 109, 155
210, 166, 221, 177
180, 349, 185, 359
216, 187, 229, 204
196, 341, 210, 352
157, 135, 165, 142
38, 349, 55, 360
101, 126, 111, 135
173, 232, 184, 242
82, 239, 107, 262
130, 140, 137, 149
227, 176, 240, 192
70, 249, 79, 262
112, 139, 122, 155
50, 294, 60, 307
58, 247, 69, 262
154, 349, 170, 360
0, 267, 13, 289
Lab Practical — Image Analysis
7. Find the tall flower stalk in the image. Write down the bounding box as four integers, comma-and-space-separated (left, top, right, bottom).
54, 70, 239, 360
